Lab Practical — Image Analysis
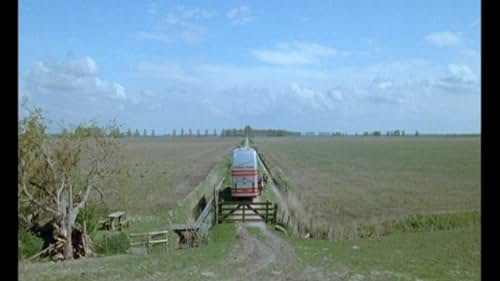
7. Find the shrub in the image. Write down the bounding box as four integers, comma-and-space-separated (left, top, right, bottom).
19, 232, 44, 260
76, 204, 105, 235
92, 232, 129, 255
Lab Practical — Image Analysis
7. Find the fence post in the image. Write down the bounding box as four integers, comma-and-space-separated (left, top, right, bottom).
213, 188, 218, 225
148, 232, 152, 254
165, 231, 169, 253
273, 203, 278, 224
242, 204, 246, 222
265, 201, 269, 223
217, 202, 221, 224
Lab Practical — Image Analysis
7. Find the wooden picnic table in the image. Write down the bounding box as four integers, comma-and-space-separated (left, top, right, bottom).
99, 211, 129, 231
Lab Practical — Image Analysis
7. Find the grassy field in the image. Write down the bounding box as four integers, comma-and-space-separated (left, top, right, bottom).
288, 220, 480, 281
20, 137, 243, 280
98, 137, 239, 232
255, 136, 480, 228
19, 224, 240, 281
115, 137, 238, 212
20, 217, 480, 281
20, 136, 480, 281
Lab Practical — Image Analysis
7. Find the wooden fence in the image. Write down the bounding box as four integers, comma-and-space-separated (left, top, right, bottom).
128, 230, 168, 253
217, 200, 277, 224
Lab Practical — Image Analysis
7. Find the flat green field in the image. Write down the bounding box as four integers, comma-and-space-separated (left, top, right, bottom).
110, 137, 238, 212
289, 221, 480, 281
19, 221, 480, 281
19, 136, 480, 281
255, 136, 480, 226
94, 137, 238, 233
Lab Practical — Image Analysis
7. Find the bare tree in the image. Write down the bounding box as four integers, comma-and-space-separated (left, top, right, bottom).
19, 105, 121, 260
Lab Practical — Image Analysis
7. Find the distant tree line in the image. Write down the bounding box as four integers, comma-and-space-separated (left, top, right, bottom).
303, 130, 421, 137
57, 127, 159, 138
59, 126, 423, 138
170, 128, 219, 137
304, 131, 348, 137
124, 128, 156, 137
222, 126, 301, 137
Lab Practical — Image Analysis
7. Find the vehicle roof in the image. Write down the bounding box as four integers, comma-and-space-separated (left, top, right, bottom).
233, 146, 256, 152
232, 147, 257, 168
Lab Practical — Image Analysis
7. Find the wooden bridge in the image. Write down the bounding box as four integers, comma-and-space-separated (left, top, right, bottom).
170, 176, 279, 248
170, 189, 216, 248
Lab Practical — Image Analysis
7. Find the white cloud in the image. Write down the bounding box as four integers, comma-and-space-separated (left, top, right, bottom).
21, 56, 480, 133
425, 32, 462, 47
227, 6, 253, 25
289, 82, 342, 110
290, 82, 315, 99
176, 6, 215, 19
448, 64, 478, 83
370, 77, 393, 90
24, 56, 126, 100
138, 23, 206, 44
66, 56, 99, 76
252, 42, 337, 65
137, 31, 173, 44
113, 83, 126, 99
365, 95, 407, 105
133, 62, 198, 84
139, 6, 209, 44
434, 64, 479, 93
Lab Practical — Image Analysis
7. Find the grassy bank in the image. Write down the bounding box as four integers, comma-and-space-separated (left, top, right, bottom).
288, 222, 480, 281
19, 224, 238, 281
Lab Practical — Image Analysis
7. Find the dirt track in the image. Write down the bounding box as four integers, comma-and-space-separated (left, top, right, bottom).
225, 222, 300, 280
219, 145, 347, 280
224, 221, 351, 281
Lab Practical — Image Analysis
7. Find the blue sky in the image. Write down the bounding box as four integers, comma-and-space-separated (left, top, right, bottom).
19, 0, 481, 134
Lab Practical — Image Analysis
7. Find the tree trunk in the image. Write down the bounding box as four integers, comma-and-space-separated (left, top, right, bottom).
63, 183, 74, 260
63, 217, 73, 260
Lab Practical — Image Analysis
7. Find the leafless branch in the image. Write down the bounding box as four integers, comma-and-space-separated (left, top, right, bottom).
56, 176, 65, 206
29, 180, 56, 199
21, 183, 58, 216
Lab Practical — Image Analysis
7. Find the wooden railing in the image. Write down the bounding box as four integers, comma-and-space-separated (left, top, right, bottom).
128, 230, 168, 253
